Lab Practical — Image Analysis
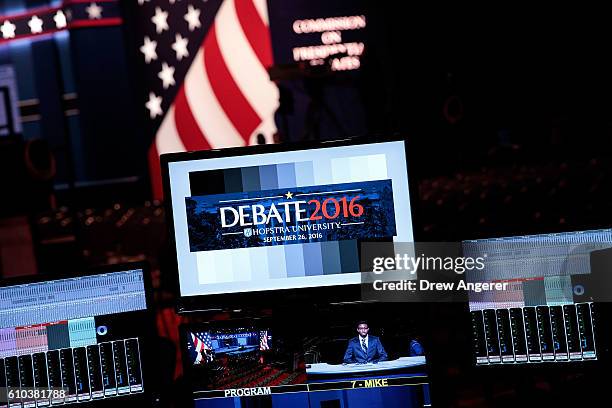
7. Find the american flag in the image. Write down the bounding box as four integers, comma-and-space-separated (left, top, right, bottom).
259, 330, 269, 350
191, 331, 214, 363
134, 0, 279, 198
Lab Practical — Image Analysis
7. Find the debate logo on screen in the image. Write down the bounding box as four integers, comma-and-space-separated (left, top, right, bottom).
185, 180, 396, 252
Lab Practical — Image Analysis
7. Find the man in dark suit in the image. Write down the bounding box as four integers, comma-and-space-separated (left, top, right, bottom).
343, 321, 388, 364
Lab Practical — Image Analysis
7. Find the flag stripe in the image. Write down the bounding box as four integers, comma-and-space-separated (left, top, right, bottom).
191, 333, 203, 352
147, 0, 279, 198
234, 0, 273, 68
205, 26, 262, 143
216, 0, 279, 122
148, 143, 163, 199
149, 106, 185, 199
155, 106, 185, 154
183, 46, 244, 148
252, 0, 269, 26
155, 107, 185, 157
175, 86, 211, 151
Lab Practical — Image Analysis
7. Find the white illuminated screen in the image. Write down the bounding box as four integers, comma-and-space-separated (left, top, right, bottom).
167, 141, 414, 297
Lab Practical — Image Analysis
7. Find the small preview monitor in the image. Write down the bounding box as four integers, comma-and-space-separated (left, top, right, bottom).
161, 136, 417, 308
185, 328, 272, 367
0, 264, 155, 407
180, 303, 431, 408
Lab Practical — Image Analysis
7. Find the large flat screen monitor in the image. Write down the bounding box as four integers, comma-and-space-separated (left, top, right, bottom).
161, 137, 418, 308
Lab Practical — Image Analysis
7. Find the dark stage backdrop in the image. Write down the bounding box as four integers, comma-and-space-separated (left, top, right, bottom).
1, 1, 612, 200
0, 0, 145, 190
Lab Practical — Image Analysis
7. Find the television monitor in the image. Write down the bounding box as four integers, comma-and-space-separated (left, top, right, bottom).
180, 303, 431, 408
462, 229, 612, 365
161, 136, 419, 309
184, 327, 273, 367
0, 264, 156, 407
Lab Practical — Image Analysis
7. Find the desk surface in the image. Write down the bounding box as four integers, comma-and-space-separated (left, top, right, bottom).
306, 356, 426, 374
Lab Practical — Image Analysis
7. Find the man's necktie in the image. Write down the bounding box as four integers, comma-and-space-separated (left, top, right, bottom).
361, 338, 367, 354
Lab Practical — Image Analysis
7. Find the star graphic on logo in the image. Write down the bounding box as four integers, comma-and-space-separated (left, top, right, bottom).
285, 191, 293, 199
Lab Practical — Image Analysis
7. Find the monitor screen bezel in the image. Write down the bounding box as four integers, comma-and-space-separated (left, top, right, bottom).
160, 135, 423, 312
0, 262, 159, 406
459, 230, 612, 371
178, 321, 276, 383
178, 304, 435, 406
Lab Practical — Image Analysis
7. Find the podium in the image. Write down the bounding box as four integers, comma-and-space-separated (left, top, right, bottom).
306, 356, 426, 378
